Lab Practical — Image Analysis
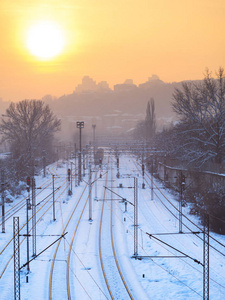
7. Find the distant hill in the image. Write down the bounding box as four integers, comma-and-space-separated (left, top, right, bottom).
43, 76, 188, 139
0, 76, 199, 141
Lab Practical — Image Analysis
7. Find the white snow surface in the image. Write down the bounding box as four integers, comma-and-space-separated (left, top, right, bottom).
0, 153, 225, 299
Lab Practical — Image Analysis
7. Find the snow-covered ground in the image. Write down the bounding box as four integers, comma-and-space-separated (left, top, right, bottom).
0, 152, 225, 299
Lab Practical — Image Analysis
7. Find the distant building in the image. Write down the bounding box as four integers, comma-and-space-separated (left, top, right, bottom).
139, 74, 163, 89
148, 74, 160, 81
97, 81, 111, 91
114, 79, 137, 92
74, 76, 111, 93
75, 76, 97, 93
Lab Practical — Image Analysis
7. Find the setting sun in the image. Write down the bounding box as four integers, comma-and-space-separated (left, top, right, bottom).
26, 21, 65, 60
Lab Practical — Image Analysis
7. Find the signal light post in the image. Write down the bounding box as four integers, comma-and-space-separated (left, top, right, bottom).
77, 121, 84, 185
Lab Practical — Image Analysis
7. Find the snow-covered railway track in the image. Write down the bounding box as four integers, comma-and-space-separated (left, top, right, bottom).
48, 181, 89, 299
99, 157, 134, 300
134, 158, 225, 256
0, 169, 67, 280
0, 175, 53, 227
131, 157, 225, 297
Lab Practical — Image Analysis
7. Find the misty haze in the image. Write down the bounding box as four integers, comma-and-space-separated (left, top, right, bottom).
0, 1, 225, 300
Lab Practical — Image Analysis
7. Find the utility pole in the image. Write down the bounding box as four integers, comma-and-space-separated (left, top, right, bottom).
42, 150, 46, 177
1, 170, 5, 233
134, 177, 138, 256
76, 121, 84, 185
116, 156, 120, 178
151, 157, 154, 200
75, 144, 78, 187
92, 124, 96, 161
70, 162, 73, 194
13, 217, 20, 300
83, 150, 85, 177
203, 214, 209, 300
94, 164, 98, 200
32, 178, 36, 257
68, 168, 72, 195
52, 175, 56, 221
142, 163, 145, 189
26, 177, 31, 276
89, 163, 92, 221
179, 172, 185, 233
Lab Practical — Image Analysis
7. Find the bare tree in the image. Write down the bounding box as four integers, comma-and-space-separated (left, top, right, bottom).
172, 67, 225, 165
0, 99, 61, 179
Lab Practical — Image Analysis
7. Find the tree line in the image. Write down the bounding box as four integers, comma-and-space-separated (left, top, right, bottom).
134, 68, 225, 233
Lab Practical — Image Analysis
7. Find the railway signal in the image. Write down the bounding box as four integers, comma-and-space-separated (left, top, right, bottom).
181, 174, 185, 185
68, 168, 72, 195
68, 168, 71, 182
27, 176, 30, 192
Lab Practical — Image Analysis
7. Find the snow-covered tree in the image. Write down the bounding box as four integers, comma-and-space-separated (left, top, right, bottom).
172, 67, 225, 165
0, 99, 61, 179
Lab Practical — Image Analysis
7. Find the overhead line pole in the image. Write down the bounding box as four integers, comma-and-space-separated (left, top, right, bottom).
134, 177, 138, 256
13, 217, 20, 300
89, 163, 92, 221
52, 175, 56, 221
1, 170, 5, 233
32, 178, 36, 257
76, 121, 84, 185
203, 214, 209, 300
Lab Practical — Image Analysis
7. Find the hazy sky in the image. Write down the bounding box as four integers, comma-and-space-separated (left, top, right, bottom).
0, 0, 224, 101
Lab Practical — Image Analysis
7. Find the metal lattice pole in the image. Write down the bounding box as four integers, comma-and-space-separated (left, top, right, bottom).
75, 145, 78, 187
203, 214, 209, 300
77, 121, 84, 184
32, 178, 36, 257
13, 217, 20, 300
151, 158, 154, 200
95, 165, 97, 200
70, 163, 73, 194
1, 170, 5, 233
134, 177, 138, 256
52, 175, 56, 221
26, 193, 30, 273
89, 163, 92, 221
179, 172, 183, 233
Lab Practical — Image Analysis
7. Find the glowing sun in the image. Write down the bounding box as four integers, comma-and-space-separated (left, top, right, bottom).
26, 21, 65, 60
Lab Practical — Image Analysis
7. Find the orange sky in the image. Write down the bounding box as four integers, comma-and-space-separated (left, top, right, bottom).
0, 0, 225, 101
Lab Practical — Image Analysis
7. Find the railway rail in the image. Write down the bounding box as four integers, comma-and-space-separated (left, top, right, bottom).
98, 156, 134, 300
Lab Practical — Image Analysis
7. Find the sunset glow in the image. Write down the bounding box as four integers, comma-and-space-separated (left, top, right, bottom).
0, 0, 224, 101
26, 21, 65, 60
